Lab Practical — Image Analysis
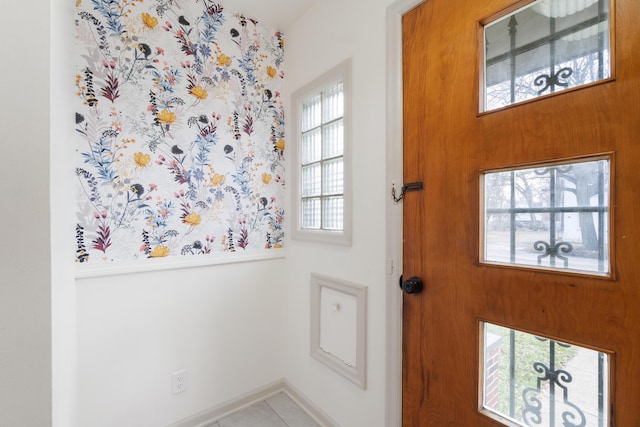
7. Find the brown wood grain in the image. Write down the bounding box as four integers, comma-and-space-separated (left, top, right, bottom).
402, 0, 640, 425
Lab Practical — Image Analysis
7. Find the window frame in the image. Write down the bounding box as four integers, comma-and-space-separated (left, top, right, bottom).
291, 59, 352, 245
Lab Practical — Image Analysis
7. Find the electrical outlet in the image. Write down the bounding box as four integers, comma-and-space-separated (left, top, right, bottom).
172, 369, 187, 394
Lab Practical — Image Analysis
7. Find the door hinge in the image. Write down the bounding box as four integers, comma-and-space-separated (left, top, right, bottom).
392, 182, 424, 203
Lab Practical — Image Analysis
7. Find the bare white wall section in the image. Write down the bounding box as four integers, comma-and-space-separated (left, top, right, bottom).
0, 1, 52, 425
75, 260, 285, 426
283, 0, 399, 425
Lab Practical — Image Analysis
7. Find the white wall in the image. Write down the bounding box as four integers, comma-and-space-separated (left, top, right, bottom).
75, 261, 285, 426
282, 0, 399, 425
0, 1, 52, 425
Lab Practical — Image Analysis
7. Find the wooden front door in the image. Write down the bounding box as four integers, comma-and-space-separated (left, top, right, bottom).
401, 0, 640, 425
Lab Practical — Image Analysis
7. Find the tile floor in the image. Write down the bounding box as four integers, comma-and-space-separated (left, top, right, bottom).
206, 392, 322, 427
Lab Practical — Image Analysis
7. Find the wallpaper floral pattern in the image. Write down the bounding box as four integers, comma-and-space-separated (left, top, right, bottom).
74, 0, 285, 263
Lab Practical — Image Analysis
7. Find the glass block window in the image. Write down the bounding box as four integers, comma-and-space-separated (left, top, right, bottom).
482, 0, 612, 112
300, 84, 344, 231
292, 60, 351, 244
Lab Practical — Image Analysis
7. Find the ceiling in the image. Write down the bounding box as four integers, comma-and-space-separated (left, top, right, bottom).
225, 0, 317, 31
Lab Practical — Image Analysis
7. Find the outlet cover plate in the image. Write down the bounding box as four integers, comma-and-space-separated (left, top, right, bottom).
172, 369, 187, 394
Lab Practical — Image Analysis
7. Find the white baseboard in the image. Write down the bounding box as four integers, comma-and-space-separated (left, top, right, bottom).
280, 380, 340, 427
165, 378, 339, 427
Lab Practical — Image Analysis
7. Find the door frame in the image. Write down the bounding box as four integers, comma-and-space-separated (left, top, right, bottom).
384, 0, 425, 426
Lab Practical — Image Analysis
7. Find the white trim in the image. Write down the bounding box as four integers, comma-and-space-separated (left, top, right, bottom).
75, 249, 285, 278
310, 273, 367, 389
164, 378, 340, 427
281, 380, 340, 427
385, 1, 425, 426
290, 59, 353, 246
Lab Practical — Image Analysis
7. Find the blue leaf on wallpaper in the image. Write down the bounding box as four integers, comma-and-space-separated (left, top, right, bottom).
232, 156, 253, 197
90, 0, 126, 36
200, 5, 225, 43
238, 46, 259, 86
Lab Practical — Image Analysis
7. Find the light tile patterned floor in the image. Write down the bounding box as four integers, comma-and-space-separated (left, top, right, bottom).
206, 392, 321, 427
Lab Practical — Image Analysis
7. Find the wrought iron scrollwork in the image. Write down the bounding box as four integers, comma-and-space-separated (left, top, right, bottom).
534, 240, 574, 268
535, 336, 571, 348
534, 165, 573, 176
534, 67, 574, 94
522, 361, 587, 427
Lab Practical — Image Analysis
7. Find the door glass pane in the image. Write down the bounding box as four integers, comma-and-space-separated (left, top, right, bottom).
481, 322, 610, 427
483, 0, 611, 112
482, 157, 610, 275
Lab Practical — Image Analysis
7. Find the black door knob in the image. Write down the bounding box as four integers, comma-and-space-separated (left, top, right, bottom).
400, 276, 423, 294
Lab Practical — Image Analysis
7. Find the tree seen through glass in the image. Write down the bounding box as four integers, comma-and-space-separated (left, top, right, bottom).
483, 159, 609, 274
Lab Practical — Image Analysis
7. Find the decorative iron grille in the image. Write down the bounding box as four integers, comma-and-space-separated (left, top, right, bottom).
484, 159, 609, 275
484, 0, 610, 111
483, 324, 609, 427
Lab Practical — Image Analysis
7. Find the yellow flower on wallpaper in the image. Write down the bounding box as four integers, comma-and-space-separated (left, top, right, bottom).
266, 66, 277, 78
275, 139, 285, 151
134, 152, 151, 167
190, 85, 208, 100
141, 12, 158, 29
157, 109, 176, 125
150, 245, 170, 257
262, 173, 272, 184
217, 54, 232, 66
183, 212, 201, 226
210, 173, 225, 186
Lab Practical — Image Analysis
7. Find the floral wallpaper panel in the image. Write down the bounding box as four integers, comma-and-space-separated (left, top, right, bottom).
74, 0, 285, 264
